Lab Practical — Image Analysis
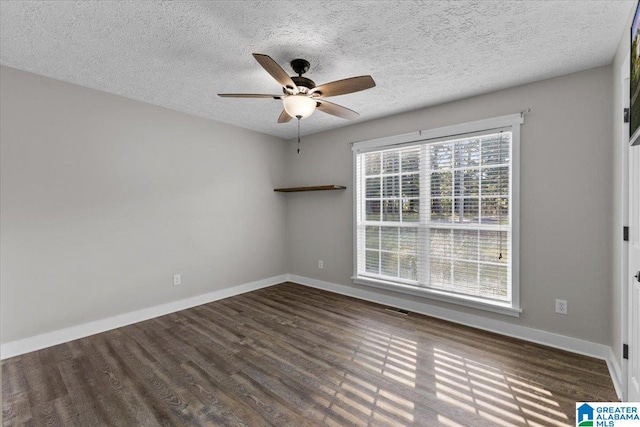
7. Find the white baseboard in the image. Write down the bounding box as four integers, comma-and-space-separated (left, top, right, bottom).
0, 274, 287, 360
606, 346, 625, 400
288, 274, 617, 372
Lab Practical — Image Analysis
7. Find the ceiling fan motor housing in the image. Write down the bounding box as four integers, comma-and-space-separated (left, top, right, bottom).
291, 76, 316, 92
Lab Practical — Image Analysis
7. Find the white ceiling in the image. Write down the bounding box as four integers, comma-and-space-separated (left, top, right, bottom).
0, 1, 635, 139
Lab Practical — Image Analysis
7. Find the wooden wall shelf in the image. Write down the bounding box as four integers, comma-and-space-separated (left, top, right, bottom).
274, 185, 347, 193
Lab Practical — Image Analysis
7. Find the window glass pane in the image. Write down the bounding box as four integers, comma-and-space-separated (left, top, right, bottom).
381, 252, 398, 277
366, 177, 381, 198
481, 197, 509, 224
383, 200, 400, 222
430, 143, 453, 170
366, 200, 380, 221
453, 261, 478, 294
399, 228, 418, 253
430, 228, 451, 258
380, 227, 399, 251
453, 229, 478, 261
402, 199, 419, 222
481, 167, 509, 195
383, 176, 400, 198
430, 198, 453, 223
480, 264, 508, 301
455, 169, 479, 196
401, 174, 419, 197
431, 171, 452, 197
479, 231, 509, 263
430, 258, 451, 288
383, 151, 400, 174
365, 153, 381, 175
401, 149, 420, 172
365, 226, 380, 249
400, 254, 417, 281
365, 250, 380, 274
482, 134, 510, 165
455, 139, 480, 167
454, 198, 479, 224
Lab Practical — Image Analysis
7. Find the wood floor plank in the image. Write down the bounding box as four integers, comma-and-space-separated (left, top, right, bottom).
2, 282, 618, 426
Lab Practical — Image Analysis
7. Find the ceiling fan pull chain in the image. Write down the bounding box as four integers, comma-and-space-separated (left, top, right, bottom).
297, 117, 301, 154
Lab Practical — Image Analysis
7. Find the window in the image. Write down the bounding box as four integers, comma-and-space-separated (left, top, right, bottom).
353, 114, 522, 316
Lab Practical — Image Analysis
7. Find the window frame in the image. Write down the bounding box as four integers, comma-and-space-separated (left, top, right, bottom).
352, 114, 523, 317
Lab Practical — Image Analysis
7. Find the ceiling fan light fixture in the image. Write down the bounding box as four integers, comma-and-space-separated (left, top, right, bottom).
283, 95, 316, 119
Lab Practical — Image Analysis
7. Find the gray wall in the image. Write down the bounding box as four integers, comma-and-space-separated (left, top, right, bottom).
285, 66, 614, 345
0, 62, 618, 350
0, 66, 288, 343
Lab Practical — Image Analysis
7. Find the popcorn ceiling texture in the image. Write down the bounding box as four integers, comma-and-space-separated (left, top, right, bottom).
0, 1, 634, 139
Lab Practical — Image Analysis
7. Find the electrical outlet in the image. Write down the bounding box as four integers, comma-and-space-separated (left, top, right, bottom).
318, 260, 324, 269
173, 274, 181, 286
555, 299, 567, 314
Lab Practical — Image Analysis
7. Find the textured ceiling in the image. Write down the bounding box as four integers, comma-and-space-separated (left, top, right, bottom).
0, 1, 635, 139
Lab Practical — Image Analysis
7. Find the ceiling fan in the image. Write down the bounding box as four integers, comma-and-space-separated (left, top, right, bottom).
218, 53, 376, 123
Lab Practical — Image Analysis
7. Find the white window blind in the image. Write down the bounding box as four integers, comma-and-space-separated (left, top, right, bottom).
353, 115, 521, 315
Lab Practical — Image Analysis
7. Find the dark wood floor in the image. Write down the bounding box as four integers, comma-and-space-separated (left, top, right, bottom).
2, 282, 617, 426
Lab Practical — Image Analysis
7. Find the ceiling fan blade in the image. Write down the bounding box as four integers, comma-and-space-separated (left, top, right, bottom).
310, 75, 375, 98
253, 53, 298, 92
278, 110, 293, 123
316, 99, 359, 120
218, 93, 282, 99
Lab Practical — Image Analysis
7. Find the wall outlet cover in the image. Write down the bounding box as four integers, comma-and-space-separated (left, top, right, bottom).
555, 299, 567, 314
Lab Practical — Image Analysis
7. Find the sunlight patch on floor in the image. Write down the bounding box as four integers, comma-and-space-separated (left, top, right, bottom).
434, 347, 570, 426
351, 330, 417, 388
320, 331, 575, 426
320, 329, 420, 425
437, 414, 466, 427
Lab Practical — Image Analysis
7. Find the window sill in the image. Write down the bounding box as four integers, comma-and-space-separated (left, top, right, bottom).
352, 276, 522, 317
